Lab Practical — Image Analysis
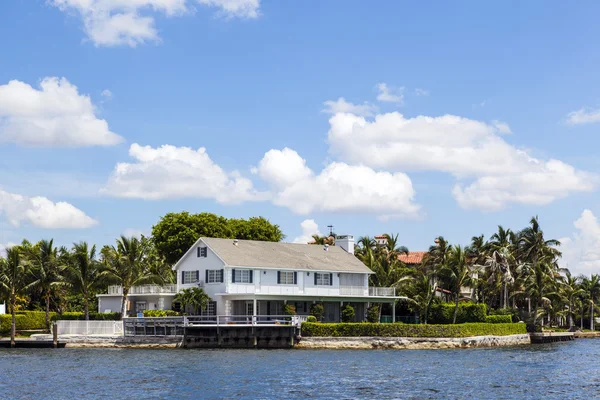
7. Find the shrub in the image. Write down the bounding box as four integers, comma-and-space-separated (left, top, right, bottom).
92, 312, 122, 321
142, 310, 181, 317
51, 312, 122, 321
428, 302, 487, 324
489, 308, 520, 323
309, 303, 325, 321
1, 311, 55, 333
366, 304, 380, 323
300, 322, 526, 338
341, 305, 355, 323
284, 304, 297, 316
486, 315, 513, 324
306, 315, 317, 323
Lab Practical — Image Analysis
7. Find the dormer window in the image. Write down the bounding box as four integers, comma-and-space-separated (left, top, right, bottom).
197, 247, 207, 257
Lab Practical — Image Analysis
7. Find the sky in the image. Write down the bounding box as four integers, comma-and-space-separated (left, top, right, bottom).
1, 0, 600, 275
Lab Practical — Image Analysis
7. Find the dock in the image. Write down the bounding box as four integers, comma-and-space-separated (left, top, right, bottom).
529, 332, 574, 344
0, 339, 65, 348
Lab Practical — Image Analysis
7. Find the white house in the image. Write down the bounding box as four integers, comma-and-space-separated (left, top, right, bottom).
0, 302, 5, 315
97, 235, 403, 322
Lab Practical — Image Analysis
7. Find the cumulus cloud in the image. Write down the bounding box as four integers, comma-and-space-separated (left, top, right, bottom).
0, 190, 97, 229
254, 148, 420, 219
376, 83, 404, 104
50, 0, 260, 47
559, 210, 600, 277
103, 143, 262, 203
0, 77, 123, 147
327, 111, 595, 211
566, 107, 600, 126
322, 97, 378, 117
292, 219, 321, 244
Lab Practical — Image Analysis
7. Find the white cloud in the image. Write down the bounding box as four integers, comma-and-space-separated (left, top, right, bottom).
376, 83, 404, 104
50, 0, 260, 47
103, 143, 262, 203
327, 111, 595, 211
322, 97, 378, 117
123, 228, 146, 238
566, 107, 600, 126
559, 210, 600, 277
101, 89, 113, 98
492, 120, 512, 134
0, 242, 17, 257
415, 88, 429, 96
0, 77, 123, 147
292, 219, 321, 244
0, 189, 97, 229
197, 0, 260, 18
255, 148, 420, 219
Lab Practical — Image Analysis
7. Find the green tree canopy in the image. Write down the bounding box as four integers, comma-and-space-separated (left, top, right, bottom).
152, 212, 284, 264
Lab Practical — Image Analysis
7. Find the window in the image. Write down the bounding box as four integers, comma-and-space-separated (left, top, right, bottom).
315, 272, 332, 286
197, 247, 207, 257
278, 271, 296, 285
182, 270, 199, 284
201, 301, 217, 316
232, 269, 253, 283
206, 269, 223, 284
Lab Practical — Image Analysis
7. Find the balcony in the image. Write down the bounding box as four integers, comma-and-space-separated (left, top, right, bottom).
368, 287, 396, 297
339, 286, 368, 296
107, 284, 177, 295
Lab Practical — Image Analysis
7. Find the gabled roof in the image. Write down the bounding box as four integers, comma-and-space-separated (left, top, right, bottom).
201, 237, 373, 273
398, 251, 427, 265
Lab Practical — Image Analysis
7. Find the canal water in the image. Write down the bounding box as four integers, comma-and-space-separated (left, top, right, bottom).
1, 340, 599, 399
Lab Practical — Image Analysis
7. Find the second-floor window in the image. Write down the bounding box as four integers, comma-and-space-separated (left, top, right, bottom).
232, 269, 253, 283
278, 271, 297, 285
315, 272, 332, 286
206, 269, 223, 283
182, 270, 199, 284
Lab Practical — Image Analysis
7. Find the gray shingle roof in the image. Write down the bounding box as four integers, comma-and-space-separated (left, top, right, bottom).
201, 237, 373, 273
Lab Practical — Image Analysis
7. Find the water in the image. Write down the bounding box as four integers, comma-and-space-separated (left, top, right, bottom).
1, 340, 599, 399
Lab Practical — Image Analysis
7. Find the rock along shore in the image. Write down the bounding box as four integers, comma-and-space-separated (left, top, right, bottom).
295, 334, 531, 350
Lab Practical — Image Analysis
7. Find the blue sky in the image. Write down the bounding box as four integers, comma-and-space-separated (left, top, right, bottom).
1, 0, 600, 274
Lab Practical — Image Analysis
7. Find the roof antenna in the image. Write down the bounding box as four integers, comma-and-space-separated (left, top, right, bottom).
327, 225, 334, 236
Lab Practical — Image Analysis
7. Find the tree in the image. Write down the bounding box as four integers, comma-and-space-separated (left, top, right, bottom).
152, 212, 284, 264
174, 287, 211, 314
66, 242, 102, 320
438, 245, 477, 324
0, 247, 27, 347
581, 274, 600, 331
24, 239, 67, 330
560, 271, 583, 329
100, 236, 162, 319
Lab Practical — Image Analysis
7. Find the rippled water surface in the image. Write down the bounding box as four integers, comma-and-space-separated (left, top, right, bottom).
1, 340, 600, 399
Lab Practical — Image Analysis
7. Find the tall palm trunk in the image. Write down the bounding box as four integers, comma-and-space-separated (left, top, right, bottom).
45, 292, 51, 331
84, 290, 89, 321
590, 301, 595, 331
452, 294, 459, 324
10, 289, 16, 348
120, 288, 129, 320
569, 301, 573, 329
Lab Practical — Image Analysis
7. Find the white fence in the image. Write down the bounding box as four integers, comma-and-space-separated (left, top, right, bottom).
57, 320, 124, 336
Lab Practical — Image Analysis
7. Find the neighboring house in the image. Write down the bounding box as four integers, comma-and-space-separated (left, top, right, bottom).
97, 235, 403, 322
0, 302, 5, 315
374, 235, 388, 247
97, 284, 177, 316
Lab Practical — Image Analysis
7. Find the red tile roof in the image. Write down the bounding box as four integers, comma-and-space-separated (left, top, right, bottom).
398, 251, 427, 265
374, 235, 388, 239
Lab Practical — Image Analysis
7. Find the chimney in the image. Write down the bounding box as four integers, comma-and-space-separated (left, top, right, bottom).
336, 235, 354, 255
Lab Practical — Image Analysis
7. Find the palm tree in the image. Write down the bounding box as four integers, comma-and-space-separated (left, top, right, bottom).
24, 239, 67, 330
67, 242, 102, 320
0, 247, 27, 347
560, 271, 583, 329
581, 274, 600, 331
100, 236, 161, 319
515, 258, 556, 326
484, 248, 514, 309
174, 287, 211, 314
438, 245, 476, 324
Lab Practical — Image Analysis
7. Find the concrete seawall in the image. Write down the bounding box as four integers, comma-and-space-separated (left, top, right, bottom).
295, 334, 531, 350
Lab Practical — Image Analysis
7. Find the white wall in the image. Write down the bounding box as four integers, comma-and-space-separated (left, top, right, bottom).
176, 239, 226, 299
0, 303, 5, 315
98, 297, 122, 313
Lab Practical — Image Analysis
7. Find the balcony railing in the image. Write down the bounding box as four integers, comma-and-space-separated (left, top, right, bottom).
107, 284, 177, 295
368, 287, 396, 297
339, 286, 368, 296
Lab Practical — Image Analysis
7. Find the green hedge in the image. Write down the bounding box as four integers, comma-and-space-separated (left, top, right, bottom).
485, 315, 513, 324
301, 322, 526, 338
489, 308, 520, 323
143, 310, 180, 317
429, 302, 487, 324
1, 311, 56, 333
51, 312, 122, 321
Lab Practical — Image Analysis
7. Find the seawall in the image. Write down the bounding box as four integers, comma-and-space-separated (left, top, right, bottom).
295, 334, 531, 349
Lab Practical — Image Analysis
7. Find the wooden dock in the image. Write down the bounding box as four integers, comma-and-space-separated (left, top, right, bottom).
529, 332, 574, 344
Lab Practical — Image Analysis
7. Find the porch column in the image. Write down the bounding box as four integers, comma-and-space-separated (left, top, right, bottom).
392, 301, 395, 323
253, 298, 257, 316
